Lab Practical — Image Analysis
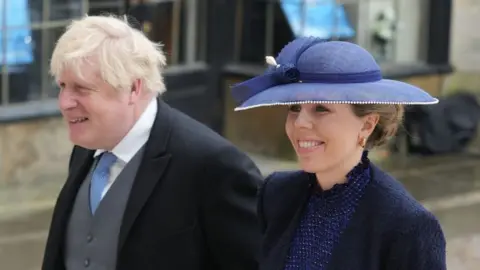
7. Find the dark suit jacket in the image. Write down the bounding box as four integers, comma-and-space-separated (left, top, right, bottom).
259, 164, 446, 270
42, 99, 263, 270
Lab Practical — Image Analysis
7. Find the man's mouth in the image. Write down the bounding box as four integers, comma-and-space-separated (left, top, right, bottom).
69, 117, 89, 124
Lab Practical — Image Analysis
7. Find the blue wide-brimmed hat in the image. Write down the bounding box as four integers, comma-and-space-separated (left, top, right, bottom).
231, 37, 438, 111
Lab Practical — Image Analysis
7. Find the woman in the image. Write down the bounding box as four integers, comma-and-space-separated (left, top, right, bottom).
231, 37, 446, 270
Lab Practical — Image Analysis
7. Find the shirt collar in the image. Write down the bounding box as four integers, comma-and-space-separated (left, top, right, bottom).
94, 98, 157, 163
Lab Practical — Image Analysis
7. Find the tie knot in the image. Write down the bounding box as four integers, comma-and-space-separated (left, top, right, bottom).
97, 152, 117, 171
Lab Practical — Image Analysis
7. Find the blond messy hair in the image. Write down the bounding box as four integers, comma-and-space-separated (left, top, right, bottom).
50, 14, 167, 95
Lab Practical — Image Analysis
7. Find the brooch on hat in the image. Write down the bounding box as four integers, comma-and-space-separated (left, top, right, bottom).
265, 56, 301, 84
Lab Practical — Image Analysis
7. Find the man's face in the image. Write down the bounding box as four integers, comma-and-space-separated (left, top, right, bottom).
57, 64, 135, 150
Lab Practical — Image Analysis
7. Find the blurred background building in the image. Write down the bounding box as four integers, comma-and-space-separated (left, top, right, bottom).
0, 0, 454, 188
2, 1, 480, 269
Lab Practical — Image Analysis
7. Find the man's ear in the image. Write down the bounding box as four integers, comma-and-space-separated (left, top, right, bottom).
129, 79, 143, 105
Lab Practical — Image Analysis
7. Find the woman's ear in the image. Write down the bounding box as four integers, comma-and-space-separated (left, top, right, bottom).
361, 113, 380, 137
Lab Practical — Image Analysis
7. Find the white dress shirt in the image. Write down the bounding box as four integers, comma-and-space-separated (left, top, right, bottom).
94, 98, 157, 198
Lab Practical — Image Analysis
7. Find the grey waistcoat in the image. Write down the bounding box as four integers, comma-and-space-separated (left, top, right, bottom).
64, 147, 145, 270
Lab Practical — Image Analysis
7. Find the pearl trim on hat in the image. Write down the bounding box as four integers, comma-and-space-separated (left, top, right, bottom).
234, 99, 439, 111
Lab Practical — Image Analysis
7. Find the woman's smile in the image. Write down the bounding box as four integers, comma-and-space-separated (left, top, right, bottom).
296, 140, 325, 154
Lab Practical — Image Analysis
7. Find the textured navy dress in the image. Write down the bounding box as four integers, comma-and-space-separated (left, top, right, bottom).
284, 151, 370, 270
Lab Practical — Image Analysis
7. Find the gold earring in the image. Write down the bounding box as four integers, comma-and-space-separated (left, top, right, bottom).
359, 137, 367, 148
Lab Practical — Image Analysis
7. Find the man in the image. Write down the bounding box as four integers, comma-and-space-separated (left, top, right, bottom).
42, 14, 263, 270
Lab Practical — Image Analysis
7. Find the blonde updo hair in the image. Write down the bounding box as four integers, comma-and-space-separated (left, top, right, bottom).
351, 104, 404, 148
50, 14, 167, 94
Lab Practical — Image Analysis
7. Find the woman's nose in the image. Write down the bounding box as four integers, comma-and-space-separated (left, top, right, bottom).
294, 110, 313, 129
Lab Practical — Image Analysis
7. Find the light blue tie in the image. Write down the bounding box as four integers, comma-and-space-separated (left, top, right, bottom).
90, 152, 117, 214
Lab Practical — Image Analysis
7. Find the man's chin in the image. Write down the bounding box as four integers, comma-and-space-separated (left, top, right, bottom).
69, 136, 99, 150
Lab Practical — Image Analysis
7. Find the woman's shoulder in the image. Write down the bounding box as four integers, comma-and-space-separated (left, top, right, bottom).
365, 165, 446, 268
368, 164, 424, 212
366, 163, 444, 235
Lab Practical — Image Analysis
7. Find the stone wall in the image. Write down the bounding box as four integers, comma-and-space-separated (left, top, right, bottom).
447, 0, 480, 94
444, 0, 480, 151
0, 116, 71, 208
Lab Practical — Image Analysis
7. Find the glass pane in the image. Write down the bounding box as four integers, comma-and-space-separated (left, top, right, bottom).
89, 0, 124, 16
89, 6, 123, 16
239, 0, 268, 63
145, 1, 183, 64
238, 0, 359, 63
27, 0, 44, 23
0, 28, 41, 104
196, 0, 207, 61
367, 0, 398, 62
127, 0, 202, 65
6, 0, 41, 28
127, 0, 154, 30
89, 0, 123, 7
50, 0, 84, 21
280, 0, 356, 39
43, 26, 67, 98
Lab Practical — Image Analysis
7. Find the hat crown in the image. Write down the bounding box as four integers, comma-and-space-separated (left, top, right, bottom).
274, 38, 380, 75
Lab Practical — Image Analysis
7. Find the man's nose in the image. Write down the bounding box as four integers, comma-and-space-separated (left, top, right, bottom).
58, 90, 77, 110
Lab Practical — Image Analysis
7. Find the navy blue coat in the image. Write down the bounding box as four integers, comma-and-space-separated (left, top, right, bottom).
258, 164, 446, 270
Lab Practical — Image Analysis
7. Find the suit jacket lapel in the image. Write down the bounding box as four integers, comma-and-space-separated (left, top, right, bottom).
118, 98, 173, 250
264, 173, 314, 270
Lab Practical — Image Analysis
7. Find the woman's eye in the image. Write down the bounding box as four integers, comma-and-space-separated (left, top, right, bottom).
315, 105, 329, 112
288, 105, 301, 112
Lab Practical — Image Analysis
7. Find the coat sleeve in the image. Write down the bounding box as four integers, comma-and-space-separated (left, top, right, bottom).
257, 172, 278, 260
201, 145, 264, 270
258, 172, 275, 234
386, 211, 447, 270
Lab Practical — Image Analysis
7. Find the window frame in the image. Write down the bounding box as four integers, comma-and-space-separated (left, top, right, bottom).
0, 0, 209, 124
226, 0, 453, 85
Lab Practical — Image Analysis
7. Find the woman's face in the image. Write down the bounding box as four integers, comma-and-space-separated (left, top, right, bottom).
285, 103, 378, 174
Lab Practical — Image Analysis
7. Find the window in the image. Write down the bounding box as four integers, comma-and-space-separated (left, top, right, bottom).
89, 0, 125, 16
234, 0, 428, 65
356, 0, 429, 64
127, 0, 207, 65
0, 0, 88, 105
234, 0, 357, 63
0, 0, 206, 108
